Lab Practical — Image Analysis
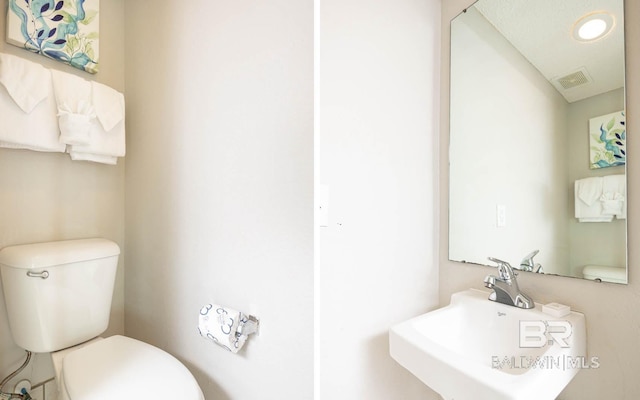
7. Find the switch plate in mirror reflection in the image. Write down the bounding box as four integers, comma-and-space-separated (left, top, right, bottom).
448, 0, 627, 283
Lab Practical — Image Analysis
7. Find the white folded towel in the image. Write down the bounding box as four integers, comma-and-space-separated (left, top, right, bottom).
51, 69, 92, 111
575, 177, 612, 222
602, 174, 626, 219
68, 151, 118, 165
50, 70, 125, 164
51, 70, 95, 146
92, 81, 125, 131
65, 81, 125, 164
0, 53, 65, 153
66, 117, 125, 164
577, 177, 602, 206
198, 304, 250, 353
0, 53, 50, 113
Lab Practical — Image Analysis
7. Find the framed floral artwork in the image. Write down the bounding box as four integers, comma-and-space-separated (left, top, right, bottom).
589, 110, 626, 169
6, 0, 100, 74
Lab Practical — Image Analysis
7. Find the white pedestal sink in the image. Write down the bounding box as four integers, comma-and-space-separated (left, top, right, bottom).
390, 289, 587, 400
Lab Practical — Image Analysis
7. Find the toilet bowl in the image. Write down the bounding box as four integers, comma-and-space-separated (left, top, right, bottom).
53, 335, 203, 400
582, 264, 626, 283
0, 238, 204, 400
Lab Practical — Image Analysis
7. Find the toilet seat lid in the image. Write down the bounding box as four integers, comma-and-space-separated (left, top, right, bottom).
63, 335, 204, 400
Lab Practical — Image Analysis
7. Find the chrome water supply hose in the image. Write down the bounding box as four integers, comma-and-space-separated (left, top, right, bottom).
0, 351, 32, 399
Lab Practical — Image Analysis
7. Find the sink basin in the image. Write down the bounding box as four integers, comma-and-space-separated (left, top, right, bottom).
390, 289, 586, 400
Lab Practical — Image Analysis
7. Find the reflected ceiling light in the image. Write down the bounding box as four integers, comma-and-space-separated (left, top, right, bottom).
573, 12, 614, 42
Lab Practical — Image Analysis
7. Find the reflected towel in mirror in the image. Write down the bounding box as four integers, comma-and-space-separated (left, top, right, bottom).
575, 177, 612, 222
601, 174, 626, 219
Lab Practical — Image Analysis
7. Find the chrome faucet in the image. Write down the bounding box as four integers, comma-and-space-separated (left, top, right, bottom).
519, 249, 544, 273
484, 257, 534, 309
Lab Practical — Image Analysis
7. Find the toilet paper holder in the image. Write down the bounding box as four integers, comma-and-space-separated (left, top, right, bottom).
238, 315, 260, 336
198, 304, 260, 353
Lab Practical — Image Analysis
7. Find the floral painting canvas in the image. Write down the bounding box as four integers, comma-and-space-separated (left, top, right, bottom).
6, 0, 100, 74
589, 110, 626, 169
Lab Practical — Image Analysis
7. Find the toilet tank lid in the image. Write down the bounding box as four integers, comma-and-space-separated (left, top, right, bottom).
583, 265, 626, 279
0, 238, 120, 270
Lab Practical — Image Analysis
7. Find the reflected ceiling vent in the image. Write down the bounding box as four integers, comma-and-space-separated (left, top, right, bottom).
553, 67, 593, 90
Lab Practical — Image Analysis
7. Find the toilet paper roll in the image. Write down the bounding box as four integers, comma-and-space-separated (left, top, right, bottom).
198, 304, 248, 353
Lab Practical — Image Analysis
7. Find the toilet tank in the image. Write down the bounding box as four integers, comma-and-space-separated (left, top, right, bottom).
0, 238, 120, 353
582, 265, 626, 284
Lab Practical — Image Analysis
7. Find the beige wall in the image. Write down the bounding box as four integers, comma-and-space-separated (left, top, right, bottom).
123, 1, 314, 399
319, 0, 441, 398
440, 0, 640, 398
0, 0, 125, 388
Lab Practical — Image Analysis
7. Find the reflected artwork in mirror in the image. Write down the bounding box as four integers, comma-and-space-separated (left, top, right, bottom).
448, 0, 627, 283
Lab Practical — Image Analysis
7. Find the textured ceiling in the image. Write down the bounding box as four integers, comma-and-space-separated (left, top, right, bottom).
474, 0, 625, 103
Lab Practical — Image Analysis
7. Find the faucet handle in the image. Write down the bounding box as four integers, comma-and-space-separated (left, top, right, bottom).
520, 250, 539, 268
487, 257, 516, 280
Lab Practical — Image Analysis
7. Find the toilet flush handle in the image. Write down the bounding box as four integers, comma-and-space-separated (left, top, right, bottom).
26, 271, 49, 279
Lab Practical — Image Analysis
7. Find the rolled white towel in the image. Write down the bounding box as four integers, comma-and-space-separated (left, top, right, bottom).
600, 192, 624, 216
67, 82, 125, 164
602, 174, 626, 219
57, 101, 96, 145
51, 69, 95, 146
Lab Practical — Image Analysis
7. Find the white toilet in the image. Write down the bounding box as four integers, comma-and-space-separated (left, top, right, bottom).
0, 238, 205, 400
582, 264, 627, 284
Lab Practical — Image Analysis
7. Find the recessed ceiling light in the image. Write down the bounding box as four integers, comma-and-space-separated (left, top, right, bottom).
573, 12, 614, 42
579, 19, 607, 40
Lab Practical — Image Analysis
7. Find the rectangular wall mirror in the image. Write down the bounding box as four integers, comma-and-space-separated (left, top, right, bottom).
449, 0, 627, 283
